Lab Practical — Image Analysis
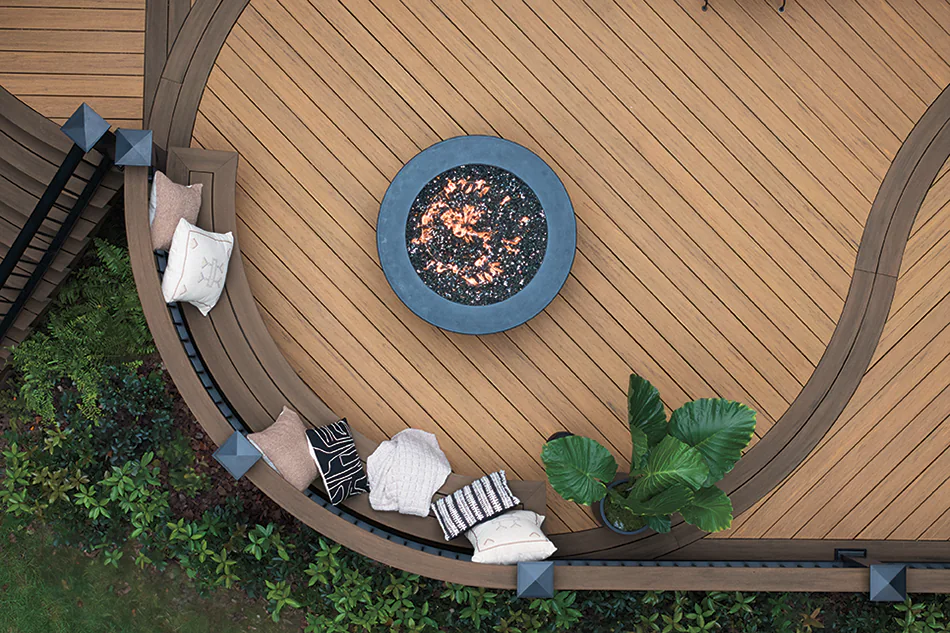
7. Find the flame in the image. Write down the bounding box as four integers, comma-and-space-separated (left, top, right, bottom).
410, 176, 507, 287
502, 236, 522, 254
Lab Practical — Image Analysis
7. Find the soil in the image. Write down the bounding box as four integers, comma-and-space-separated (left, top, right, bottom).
157, 359, 298, 530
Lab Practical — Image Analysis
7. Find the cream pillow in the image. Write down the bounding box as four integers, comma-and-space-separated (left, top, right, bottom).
465, 510, 556, 565
247, 407, 317, 491
161, 218, 233, 316
149, 171, 202, 251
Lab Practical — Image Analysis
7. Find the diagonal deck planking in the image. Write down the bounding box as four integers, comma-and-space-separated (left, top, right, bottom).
720, 151, 950, 542
189, 0, 950, 533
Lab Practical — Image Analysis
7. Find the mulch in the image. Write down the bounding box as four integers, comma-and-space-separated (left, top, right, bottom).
159, 362, 298, 531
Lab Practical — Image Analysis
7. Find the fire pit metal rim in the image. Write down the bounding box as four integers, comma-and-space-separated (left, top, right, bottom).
377, 135, 576, 335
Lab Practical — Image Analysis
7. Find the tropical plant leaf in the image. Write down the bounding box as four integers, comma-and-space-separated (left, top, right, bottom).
668, 398, 756, 485
628, 374, 667, 447
644, 514, 671, 533
680, 486, 733, 533
623, 484, 694, 516
630, 436, 709, 499
630, 425, 650, 472
541, 435, 618, 506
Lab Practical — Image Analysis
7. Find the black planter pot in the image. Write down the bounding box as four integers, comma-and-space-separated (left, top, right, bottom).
546, 431, 574, 443
596, 478, 650, 536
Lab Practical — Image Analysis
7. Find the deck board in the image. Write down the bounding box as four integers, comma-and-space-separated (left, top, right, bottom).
720, 149, 950, 540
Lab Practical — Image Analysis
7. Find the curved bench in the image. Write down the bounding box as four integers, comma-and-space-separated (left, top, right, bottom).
127, 146, 545, 554
0, 88, 122, 364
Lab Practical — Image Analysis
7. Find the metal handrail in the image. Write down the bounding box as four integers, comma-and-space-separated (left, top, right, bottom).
0, 143, 85, 292
0, 128, 115, 343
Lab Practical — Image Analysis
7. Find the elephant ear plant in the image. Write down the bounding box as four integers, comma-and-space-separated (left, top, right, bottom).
541, 374, 756, 534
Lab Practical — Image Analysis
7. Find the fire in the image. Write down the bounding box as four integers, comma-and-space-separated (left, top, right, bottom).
410, 176, 505, 287
502, 236, 522, 254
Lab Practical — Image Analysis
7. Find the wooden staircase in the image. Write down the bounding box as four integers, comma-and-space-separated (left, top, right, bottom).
0, 88, 123, 367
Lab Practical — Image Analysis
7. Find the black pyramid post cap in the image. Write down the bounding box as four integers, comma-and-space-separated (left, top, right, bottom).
869, 564, 907, 602
60, 103, 110, 152
213, 431, 262, 480
115, 128, 153, 166
517, 561, 554, 599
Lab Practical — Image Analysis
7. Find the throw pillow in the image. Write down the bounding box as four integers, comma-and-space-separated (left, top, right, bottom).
433, 471, 520, 541
161, 218, 233, 316
247, 407, 316, 491
306, 419, 370, 505
465, 510, 557, 564
149, 170, 202, 251
367, 429, 451, 517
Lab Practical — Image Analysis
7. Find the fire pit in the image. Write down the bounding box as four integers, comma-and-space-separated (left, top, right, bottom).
378, 136, 575, 334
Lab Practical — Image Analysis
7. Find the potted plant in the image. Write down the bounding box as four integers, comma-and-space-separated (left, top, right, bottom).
541, 374, 756, 535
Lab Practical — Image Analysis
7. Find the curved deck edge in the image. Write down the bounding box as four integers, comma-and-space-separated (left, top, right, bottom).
135, 0, 950, 581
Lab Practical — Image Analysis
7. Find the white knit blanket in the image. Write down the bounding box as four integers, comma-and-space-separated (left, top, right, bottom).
367, 429, 452, 517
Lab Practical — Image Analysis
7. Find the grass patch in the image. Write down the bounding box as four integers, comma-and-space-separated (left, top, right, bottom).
0, 519, 301, 633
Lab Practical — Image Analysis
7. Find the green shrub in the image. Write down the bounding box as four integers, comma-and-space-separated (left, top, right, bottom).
8, 239, 153, 421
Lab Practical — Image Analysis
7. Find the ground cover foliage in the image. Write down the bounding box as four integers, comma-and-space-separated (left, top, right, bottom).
0, 234, 945, 632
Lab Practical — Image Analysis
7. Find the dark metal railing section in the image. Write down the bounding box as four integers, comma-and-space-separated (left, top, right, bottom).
0, 104, 117, 346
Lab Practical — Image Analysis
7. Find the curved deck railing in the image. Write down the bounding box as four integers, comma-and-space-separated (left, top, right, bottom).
127, 0, 950, 591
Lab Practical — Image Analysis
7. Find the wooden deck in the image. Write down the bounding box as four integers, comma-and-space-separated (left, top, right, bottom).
185, 0, 950, 535
720, 153, 950, 542
4, 0, 950, 548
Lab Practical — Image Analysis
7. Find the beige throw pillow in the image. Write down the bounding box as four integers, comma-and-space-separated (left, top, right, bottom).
149, 171, 202, 251
465, 510, 556, 564
247, 407, 317, 491
161, 218, 233, 316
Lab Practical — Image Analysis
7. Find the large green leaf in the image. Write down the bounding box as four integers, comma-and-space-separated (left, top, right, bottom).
644, 515, 671, 533
628, 374, 667, 447
630, 425, 650, 472
630, 436, 709, 499
541, 435, 618, 506
680, 486, 734, 533
623, 484, 694, 516
668, 398, 756, 485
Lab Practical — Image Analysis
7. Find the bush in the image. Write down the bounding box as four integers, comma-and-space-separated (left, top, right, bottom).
97, 366, 176, 464
8, 239, 153, 421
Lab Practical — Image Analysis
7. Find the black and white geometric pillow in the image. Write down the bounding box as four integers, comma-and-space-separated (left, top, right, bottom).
306, 419, 370, 505
432, 470, 521, 541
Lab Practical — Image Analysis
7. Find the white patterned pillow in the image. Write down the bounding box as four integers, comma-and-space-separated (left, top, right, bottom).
161, 218, 233, 316
307, 420, 370, 505
432, 471, 520, 541
465, 510, 556, 564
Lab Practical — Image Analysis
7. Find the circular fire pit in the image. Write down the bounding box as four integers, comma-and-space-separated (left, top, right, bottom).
377, 136, 575, 335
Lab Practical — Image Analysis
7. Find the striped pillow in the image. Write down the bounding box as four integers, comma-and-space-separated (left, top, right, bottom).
306, 420, 370, 505
432, 471, 521, 541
